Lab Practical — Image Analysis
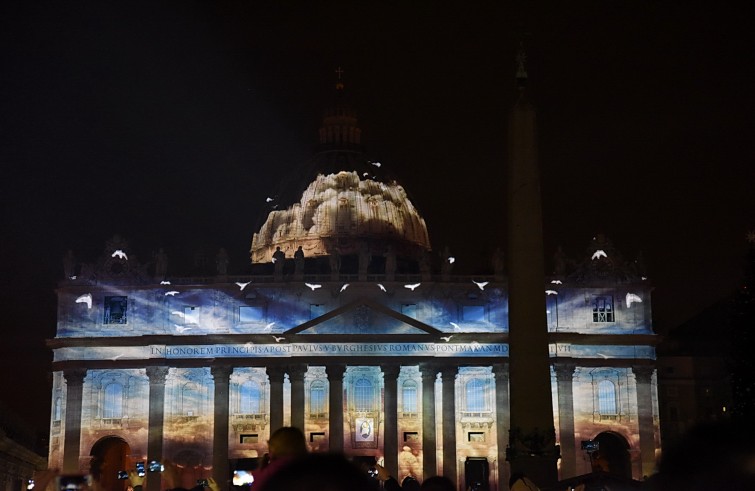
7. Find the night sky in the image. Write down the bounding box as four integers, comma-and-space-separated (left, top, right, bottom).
2, 1, 753, 435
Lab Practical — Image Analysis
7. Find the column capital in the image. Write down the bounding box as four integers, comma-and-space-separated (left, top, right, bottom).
491, 363, 510, 380
381, 364, 401, 379
554, 362, 576, 382
211, 365, 233, 381
325, 364, 346, 380
632, 365, 655, 383
63, 368, 87, 386
419, 364, 438, 383
439, 365, 458, 380
146, 366, 170, 385
287, 364, 309, 380
266, 366, 286, 383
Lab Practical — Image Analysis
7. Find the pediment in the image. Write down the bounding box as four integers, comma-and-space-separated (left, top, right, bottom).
285, 298, 441, 336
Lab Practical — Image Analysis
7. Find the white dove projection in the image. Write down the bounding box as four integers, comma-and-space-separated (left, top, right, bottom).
591, 250, 608, 260
377, 284, 387, 292
111, 249, 128, 260
235, 281, 251, 291
440, 335, 453, 342
266, 197, 274, 202
625, 293, 643, 308
271, 257, 277, 263
170, 311, 185, 318
404, 283, 421, 291
370, 161, 382, 167
75, 293, 92, 309
551, 280, 563, 284
472, 280, 489, 291
545, 290, 558, 296
263, 322, 276, 331
273, 336, 285, 343
340, 283, 350, 293
448, 257, 455, 264
160, 280, 171, 285
165, 291, 179, 296
175, 326, 192, 333
305, 283, 322, 291
450, 322, 461, 332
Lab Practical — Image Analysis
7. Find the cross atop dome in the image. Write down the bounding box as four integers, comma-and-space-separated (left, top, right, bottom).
335, 66, 345, 90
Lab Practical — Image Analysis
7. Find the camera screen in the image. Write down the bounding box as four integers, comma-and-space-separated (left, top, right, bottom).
232, 470, 254, 486
116, 471, 128, 480
57, 475, 92, 490
136, 462, 145, 477
149, 461, 163, 472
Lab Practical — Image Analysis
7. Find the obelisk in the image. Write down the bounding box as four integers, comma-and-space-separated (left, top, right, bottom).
505, 45, 559, 487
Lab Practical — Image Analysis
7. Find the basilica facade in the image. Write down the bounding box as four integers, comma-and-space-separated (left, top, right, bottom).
48, 81, 660, 491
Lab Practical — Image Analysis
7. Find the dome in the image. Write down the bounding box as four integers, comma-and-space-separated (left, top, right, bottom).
250, 171, 431, 263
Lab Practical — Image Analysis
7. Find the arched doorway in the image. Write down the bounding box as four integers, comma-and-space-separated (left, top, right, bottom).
90, 437, 131, 491
590, 431, 631, 479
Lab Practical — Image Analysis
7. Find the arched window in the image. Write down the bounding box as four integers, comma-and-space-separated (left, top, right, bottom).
598, 380, 617, 415
354, 378, 374, 412
402, 380, 418, 414
239, 381, 261, 414
466, 378, 486, 412
53, 397, 62, 421
182, 383, 199, 416
310, 381, 326, 416
103, 383, 123, 419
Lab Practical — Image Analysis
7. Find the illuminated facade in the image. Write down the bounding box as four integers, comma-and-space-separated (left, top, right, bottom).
47, 83, 660, 491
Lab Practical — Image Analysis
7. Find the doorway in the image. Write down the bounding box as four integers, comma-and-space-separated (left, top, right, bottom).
90, 437, 131, 491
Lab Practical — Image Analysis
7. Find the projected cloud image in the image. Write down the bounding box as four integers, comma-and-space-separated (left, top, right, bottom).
251, 171, 431, 263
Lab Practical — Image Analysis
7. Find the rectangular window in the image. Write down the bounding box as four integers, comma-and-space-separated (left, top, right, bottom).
468, 432, 485, 442
401, 304, 417, 318
310, 304, 326, 319
546, 295, 558, 330
240, 434, 258, 444
310, 432, 326, 443
462, 305, 485, 322
404, 432, 419, 443
104, 296, 128, 324
239, 306, 264, 323
592, 296, 614, 322
184, 306, 199, 325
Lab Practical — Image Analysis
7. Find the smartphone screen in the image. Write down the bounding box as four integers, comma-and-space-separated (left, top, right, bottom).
232, 470, 254, 486
136, 462, 145, 477
56, 475, 92, 490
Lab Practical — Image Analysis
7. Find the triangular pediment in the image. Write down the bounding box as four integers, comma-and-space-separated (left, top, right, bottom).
285, 298, 441, 336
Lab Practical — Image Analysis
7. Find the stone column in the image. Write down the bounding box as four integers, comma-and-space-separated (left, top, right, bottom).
62, 369, 87, 473
505, 48, 558, 486
326, 364, 346, 452
492, 363, 510, 489
554, 363, 577, 478
267, 367, 286, 434
440, 366, 457, 482
211, 365, 232, 491
289, 365, 308, 431
146, 366, 169, 491
382, 364, 401, 478
419, 364, 438, 479
633, 366, 656, 478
